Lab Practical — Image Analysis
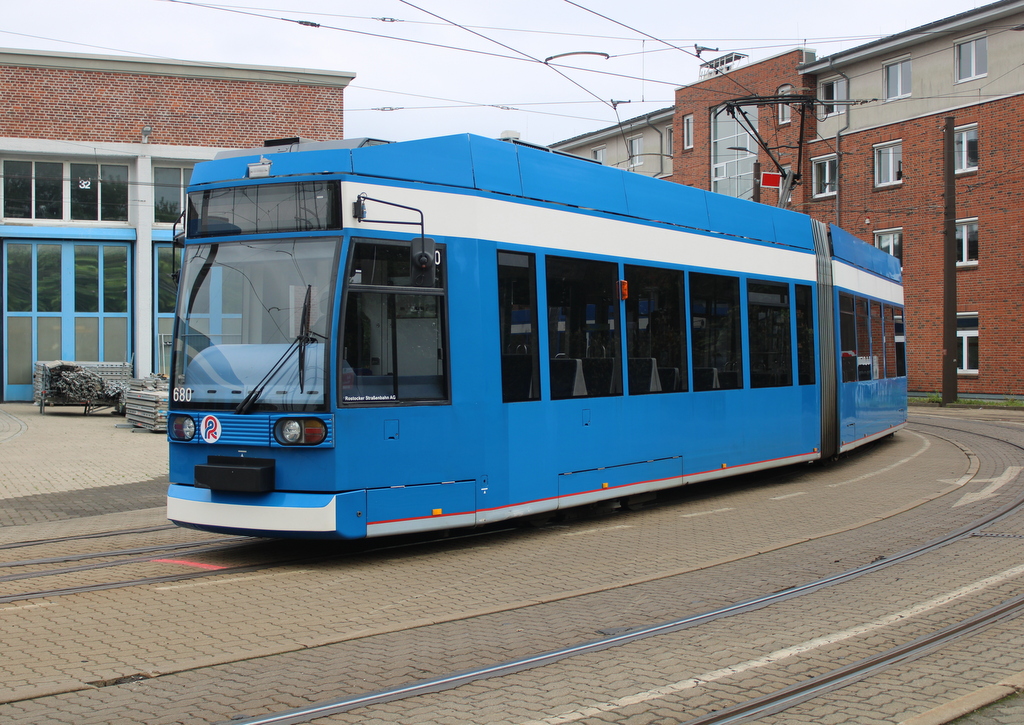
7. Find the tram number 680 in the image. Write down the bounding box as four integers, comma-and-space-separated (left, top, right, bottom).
172, 387, 193, 403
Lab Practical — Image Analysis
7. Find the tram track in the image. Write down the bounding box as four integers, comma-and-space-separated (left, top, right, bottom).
0, 523, 178, 552
4, 418, 1024, 724
216, 421, 1024, 724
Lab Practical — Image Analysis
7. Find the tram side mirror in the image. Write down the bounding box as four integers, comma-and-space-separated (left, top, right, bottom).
410, 237, 436, 287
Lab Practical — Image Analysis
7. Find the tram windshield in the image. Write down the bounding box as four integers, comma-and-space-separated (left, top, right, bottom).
170, 237, 340, 412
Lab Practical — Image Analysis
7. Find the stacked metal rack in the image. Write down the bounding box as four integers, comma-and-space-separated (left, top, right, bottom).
33, 361, 133, 415
125, 376, 170, 432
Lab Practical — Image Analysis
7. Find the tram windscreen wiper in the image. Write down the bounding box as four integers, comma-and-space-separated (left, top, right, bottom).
235, 285, 322, 415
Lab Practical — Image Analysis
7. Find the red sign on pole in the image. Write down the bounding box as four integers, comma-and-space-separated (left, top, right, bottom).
760, 171, 783, 188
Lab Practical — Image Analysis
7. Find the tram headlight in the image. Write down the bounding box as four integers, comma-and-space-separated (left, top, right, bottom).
273, 417, 327, 446
169, 414, 196, 441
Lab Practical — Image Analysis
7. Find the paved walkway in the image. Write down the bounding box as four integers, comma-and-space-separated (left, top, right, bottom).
0, 402, 168, 526
2, 402, 1024, 723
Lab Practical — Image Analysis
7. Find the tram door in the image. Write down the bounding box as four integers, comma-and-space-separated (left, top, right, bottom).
3, 240, 131, 401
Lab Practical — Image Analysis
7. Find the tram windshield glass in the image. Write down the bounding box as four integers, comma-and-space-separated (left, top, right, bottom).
170, 237, 340, 412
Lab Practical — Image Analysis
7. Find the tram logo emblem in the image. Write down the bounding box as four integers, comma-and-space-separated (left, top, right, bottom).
200, 415, 221, 444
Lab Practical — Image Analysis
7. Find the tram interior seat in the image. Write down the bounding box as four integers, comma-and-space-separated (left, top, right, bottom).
658, 367, 681, 392
694, 367, 720, 390
581, 358, 621, 396
550, 357, 587, 398
501, 355, 535, 400
628, 358, 663, 395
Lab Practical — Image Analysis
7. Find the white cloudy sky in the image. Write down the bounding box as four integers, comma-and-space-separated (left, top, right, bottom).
2, 0, 987, 145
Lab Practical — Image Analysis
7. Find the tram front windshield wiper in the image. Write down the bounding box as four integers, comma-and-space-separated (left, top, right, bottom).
235, 285, 324, 415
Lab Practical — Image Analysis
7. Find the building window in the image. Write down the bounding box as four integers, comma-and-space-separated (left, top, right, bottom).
154, 167, 193, 223
874, 142, 903, 186
683, 114, 694, 149
957, 313, 978, 374
627, 135, 643, 168
812, 155, 838, 197
956, 36, 987, 82
778, 85, 792, 124
3, 160, 63, 220
664, 125, 674, 158
819, 77, 848, 117
2, 160, 130, 222
711, 105, 757, 199
956, 218, 978, 265
954, 125, 978, 172
874, 229, 903, 264
591, 146, 606, 164
884, 59, 912, 100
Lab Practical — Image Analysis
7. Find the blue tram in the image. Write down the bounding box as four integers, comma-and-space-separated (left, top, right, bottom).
165, 134, 906, 539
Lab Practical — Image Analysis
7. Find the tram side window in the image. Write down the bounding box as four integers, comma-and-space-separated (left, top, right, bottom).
547, 256, 622, 399
893, 307, 907, 377
856, 297, 872, 381
870, 301, 885, 379
839, 293, 858, 383
747, 280, 792, 388
796, 284, 816, 385
624, 265, 688, 394
341, 239, 447, 404
690, 272, 743, 391
883, 305, 898, 378
497, 252, 540, 402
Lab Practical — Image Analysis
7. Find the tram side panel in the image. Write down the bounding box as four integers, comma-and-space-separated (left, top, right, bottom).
830, 252, 908, 453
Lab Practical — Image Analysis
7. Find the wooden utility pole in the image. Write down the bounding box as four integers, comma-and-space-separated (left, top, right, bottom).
941, 117, 958, 405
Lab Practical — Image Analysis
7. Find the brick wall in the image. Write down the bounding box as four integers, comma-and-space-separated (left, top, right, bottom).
670, 50, 817, 209
0, 65, 346, 147
803, 100, 1024, 395
671, 49, 1024, 397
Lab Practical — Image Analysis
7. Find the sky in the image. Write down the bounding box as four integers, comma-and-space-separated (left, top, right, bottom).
1, 0, 990, 146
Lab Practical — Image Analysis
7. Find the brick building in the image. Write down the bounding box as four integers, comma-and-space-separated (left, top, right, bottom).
669, 0, 1024, 398
0, 49, 354, 401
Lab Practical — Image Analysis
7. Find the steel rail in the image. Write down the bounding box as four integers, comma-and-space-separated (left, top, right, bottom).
0, 524, 177, 551
0, 537, 235, 570
680, 591, 1024, 724
218, 424, 1024, 725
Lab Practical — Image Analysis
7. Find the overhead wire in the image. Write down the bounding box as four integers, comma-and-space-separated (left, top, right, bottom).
394, 0, 615, 110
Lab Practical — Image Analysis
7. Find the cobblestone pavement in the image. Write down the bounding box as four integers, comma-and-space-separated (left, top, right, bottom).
0, 402, 168, 526
2, 403, 1024, 724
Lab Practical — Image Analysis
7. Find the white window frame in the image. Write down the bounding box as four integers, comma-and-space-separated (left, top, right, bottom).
811, 155, 838, 197
664, 125, 674, 158
1, 158, 132, 223
591, 146, 606, 164
153, 166, 193, 225
874, 141, 903, 187
955, 35, 987, 82
819, 77, 848, 118
778, 85, 792, 124
874, 228, 903, 263
954, 124, 978, 173
626, 135, 643, 168
957, 313, 979, 374
956, 217, 979, 266
682, 114, 694, 150
884, 58, 912, 100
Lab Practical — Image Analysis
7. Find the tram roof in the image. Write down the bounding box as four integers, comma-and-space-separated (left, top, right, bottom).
191, 133, 900, 284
